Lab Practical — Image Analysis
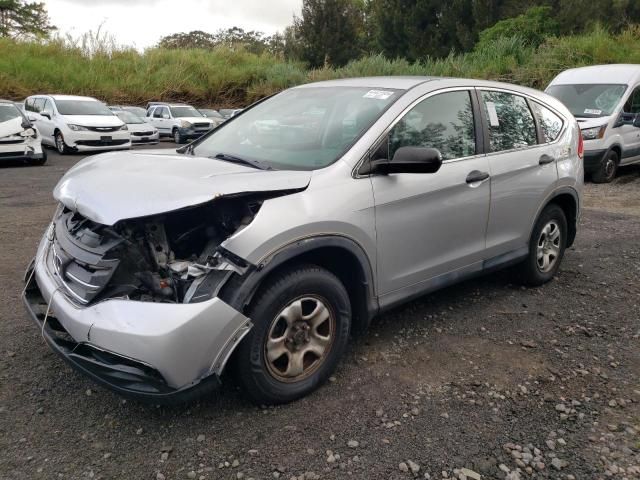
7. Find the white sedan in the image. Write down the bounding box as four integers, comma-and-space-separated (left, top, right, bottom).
115, 111, 160, 145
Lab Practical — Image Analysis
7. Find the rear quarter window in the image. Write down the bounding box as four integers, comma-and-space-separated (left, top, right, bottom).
531, 102, 564, 143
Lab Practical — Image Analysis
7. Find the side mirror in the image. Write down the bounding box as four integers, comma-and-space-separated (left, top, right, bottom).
40, 112, 51, 120
366, 147, 443, 175
162, 114, 170, 119
634, 115, 640, 128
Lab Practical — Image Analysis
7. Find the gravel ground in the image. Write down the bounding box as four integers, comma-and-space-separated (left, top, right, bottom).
1, 147, 639, 480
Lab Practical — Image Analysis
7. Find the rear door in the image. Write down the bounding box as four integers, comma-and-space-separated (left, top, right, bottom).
620, 85, 640, 164
479, 89, 560, 259
371, 89, 491, 298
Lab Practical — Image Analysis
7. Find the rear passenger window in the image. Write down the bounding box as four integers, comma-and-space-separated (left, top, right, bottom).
531, 102, 564, 143
481, 91, 537, 152
389, 90, 476, 161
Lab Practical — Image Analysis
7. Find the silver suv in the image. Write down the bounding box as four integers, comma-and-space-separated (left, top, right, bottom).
23, 77, 583, 405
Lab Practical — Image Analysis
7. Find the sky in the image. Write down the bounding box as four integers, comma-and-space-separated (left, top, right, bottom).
43, 0, 302, 49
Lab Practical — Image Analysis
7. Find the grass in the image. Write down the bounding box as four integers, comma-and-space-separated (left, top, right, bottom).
1, 26, 639, 107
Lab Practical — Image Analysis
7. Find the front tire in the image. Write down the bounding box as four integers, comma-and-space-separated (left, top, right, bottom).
518, 204, 567, 286
234, 265, 351, 405
30, 150, 47, 166
55, 131, 71, 155
173, 128, 185, 144
592, 150, 618, 183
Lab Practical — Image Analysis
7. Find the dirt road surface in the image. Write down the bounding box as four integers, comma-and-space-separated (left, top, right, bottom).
1, 147, 639, 480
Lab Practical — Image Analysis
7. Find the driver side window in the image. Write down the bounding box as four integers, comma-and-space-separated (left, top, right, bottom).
623, 86, 640, 114
388, 91, 476, 161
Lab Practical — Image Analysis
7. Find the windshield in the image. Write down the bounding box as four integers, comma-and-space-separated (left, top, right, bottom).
116, 111, 145, 124
56, 100, 114, 116
123, 106, 147, 117
170, 106, 202, 118
546, 84, 627, 118
0, 103, 23, 123
192, 86, 400, 171
200, 109, 223, 119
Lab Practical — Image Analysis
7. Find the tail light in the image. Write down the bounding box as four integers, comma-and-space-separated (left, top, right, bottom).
577, 129, 584, 159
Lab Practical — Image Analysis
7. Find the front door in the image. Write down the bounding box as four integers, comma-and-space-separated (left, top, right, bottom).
371, 89, 491, 298
38, 99, 56, 144
620, 85, 640, 164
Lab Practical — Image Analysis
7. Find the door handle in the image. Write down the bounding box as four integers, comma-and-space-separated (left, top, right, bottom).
539, 154, 555, 165
466, 170, 490, 184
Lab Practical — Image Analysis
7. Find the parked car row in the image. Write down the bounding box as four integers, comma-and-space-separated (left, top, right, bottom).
0, 94, 240, 164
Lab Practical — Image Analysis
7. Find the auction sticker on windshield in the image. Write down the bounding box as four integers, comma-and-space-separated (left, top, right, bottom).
363, 90, 394, 100
584, 108, 602, 115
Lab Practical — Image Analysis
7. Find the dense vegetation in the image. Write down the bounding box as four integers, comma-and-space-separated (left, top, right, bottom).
2, 0, 640, 107
1, 26, 639, 107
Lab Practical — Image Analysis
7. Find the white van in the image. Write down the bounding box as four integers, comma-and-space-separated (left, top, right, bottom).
546, 64, 640, 182
24, 95, 131, 154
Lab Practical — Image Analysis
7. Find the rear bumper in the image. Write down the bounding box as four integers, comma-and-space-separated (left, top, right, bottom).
23, 235, 252, 401
583, 149, 607, 173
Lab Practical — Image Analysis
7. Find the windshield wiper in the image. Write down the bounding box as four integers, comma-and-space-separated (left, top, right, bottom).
210, 153, 271, 170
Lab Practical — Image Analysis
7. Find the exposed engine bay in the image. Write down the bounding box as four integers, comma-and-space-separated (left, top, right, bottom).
52, 194, 266, 305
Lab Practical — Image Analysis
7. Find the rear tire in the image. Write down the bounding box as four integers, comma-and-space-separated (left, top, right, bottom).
592, 150, 618, 183
518, 204, 568, 286
234, 265, 351, 405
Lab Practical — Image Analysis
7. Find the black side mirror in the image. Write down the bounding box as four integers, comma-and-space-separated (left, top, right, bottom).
40, 112, 51, 120
366, 146, 443, 175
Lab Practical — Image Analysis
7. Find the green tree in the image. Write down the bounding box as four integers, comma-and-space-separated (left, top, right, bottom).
295, 0, 366, 67
158, 30, 217, 49
372, 0, 477, 60
477, 6, 559, 49
0, 0, 55, 39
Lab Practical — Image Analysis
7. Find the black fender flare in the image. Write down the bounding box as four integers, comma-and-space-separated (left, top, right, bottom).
218, 235, 379, 328
529, 186, 580, 248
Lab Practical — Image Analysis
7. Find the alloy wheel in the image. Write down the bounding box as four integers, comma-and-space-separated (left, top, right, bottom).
264, 296, 335, 383
536, 220, 562, 273
56, 133, 65, 154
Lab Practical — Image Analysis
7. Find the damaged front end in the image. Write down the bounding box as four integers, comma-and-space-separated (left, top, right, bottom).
52, 194, 264, 307
22, 192, 292, 402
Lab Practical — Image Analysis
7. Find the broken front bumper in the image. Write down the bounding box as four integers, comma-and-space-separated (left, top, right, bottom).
22, 236, 252, 402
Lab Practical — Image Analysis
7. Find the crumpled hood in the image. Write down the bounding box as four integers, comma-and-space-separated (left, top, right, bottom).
0, 117, 24, 138
575, 115, 613, 129
53, 151, 312, 225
